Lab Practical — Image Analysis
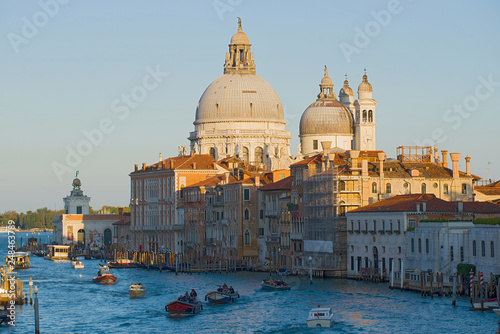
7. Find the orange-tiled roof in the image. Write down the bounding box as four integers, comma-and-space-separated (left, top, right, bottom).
131, 154, 221, 174
63, 214, 120, 221
475, 186, 500, 196
349, 194, 500, 213
184, 174, 234, 189
259, 176, 292, 191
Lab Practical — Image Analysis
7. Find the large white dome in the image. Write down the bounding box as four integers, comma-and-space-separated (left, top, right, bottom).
299, 99, 353, 135
194, 73, 285, 125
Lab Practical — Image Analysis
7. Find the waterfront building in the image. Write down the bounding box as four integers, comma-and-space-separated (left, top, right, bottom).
129, 153, 226, 253
258, 175, 292, 272
53, 176, 120, 249
188, 19, 293, 171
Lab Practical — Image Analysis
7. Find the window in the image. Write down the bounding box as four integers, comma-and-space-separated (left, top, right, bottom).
76, 206, 82, 214
397, 220, 401, 231
255, 147, 263, 164
260, 210, 264, 219
444, 184, 449, 195
411, 238, 414, 253
351, 257, 354, 271
356, 110, 360, 123
450, 246, 454, 261
373, 220, 377, 231
426, 239, 429, 253
398, 247, 401, 254
462, 184, 467, 194
244, 209, 250, 220
242, 147, 249, 162
365, 220, 368, 232
243, 188, 250, 201
372, 182, 377, 194
362, 110, 367, 122
386, 183, 392, 194
368, 110, 373, 122
244, 229, 250, 245
460, 246, 464, 262
313, 140, 318, 150
481, 240, 485, 257
209, 147, 216, 159
339, 181, 346, 191
473, 240, 476, 256
351, 220, 354, 231
418, 238, 422, 253
491, 241, 495, 257
421, 183, 426, 194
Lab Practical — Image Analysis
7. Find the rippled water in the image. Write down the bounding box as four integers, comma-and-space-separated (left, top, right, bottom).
1, 233, 498, 333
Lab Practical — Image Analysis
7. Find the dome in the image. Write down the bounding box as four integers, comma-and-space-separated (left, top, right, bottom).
339, 79, 353, 96
358, 73, 373, 92
195, 74, 285, 124
299, 99, 353, 135
321, 76, 332, 86
230, 31, 250, 45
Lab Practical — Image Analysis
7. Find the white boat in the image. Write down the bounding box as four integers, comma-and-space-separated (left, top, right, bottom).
71, 260, 84, 269
44, 245, 70, 261
306, 307, 334, 328
129, 283, 146, 297
472, 298, 500, 310
494, 309, 500, 317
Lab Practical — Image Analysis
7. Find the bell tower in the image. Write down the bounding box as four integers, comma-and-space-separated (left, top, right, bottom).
353, 71, 377, 150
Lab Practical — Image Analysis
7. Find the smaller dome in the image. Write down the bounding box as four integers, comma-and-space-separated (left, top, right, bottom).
230, 31, 250, 44
299, 100, 353, 135
339, 79, 353, 96
358, 73, 373, 92
321, 76, 332, 85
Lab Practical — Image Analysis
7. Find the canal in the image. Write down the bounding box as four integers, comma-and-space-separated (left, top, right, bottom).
1, 232, 497, 333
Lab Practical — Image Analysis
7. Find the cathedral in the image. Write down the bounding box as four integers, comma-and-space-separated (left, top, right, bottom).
188, 18, 378, 166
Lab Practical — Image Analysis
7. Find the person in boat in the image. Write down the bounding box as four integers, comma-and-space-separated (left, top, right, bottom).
223, 283, 228, 289
217, 286, 223, 292
190, 289, 197, 299
178, 295, 183, 301
229, 286, 234, 294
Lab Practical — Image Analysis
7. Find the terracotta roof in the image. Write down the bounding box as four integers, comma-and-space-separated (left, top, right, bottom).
259, 176, 292, 191
131, 154, 221, 174
475, 186, 500, 196
291, 154, 324, 166
184, 174, 234, 189
349, 194, 500, 214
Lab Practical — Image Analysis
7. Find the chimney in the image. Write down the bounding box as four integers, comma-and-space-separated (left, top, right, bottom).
134, 164, 138, 172
434, 146, 439, 164
350, 150, 360, 169
192, 162, 196, 169
321, 141, 332, 171
142, 163, 146, 171
225, 172, 230, 184
170, 160, 174, 169
361, 158, 368, 176
450, 153, 460, 178
457, 201, 463, 212
159, 153, 163, 162
465, 155, 471, 176
118, 207, 123, 219
255, 175, 260, 187
190, 150, 194, 156
442, 150, 448, 168
377, 152, 385, 178
213, 163, 217, 169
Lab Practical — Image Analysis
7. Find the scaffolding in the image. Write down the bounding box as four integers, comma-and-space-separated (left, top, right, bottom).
302, 164, 347, 276
396, 146, 432, 163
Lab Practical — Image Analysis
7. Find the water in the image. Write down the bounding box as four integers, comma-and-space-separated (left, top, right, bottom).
0, 232, 497, 333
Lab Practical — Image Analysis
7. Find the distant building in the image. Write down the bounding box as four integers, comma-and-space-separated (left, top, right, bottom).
474, 180, 500, 204
53, 175, 119, 249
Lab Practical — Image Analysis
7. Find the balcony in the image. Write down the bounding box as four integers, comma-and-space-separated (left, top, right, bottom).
204, 238, 217, 246
267, 236, 279, 243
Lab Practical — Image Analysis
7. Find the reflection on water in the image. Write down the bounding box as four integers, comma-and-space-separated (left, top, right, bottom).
0, 233, 497, 333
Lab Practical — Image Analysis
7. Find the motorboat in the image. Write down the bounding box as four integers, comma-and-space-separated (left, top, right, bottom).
261, 278, 291, 291
71, 259, 84, 269
278, 269, 290, 276
6, 252, 30, 270
44, 245, 70, 261
471, 298, 500, 310
165, 298, 202, 315
205, 288, 239, 304
100, 258, 142, 269
92, 266, 117, 285
129, 283, 146, 297
306, 306, 334, 328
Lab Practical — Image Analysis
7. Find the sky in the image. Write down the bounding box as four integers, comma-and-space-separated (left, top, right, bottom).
1, 0, 499, 213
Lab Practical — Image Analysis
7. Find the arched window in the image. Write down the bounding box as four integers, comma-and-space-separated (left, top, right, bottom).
254, 147, 263, 164
411, 238, 414, 253
462, 183, 467, 194
242, 147, 249, 162
444, 184, 449, 195
368, 110, 373, 122
339, 181, 346, 191
338, 201, 346, 216
104, 228, 112, 247
481, 240, 485, 257
372, 182, 377, 193
421, 183, 427, 194
386, 183, 392, 193
418, 238, 422, 253
209, 147, 216, 160
362, 110, 367, 122
473, 240, 477, 256
491, 241, 495, 257
244, 229, 250, 246
77, 229, 85, 246
244, 208, 250, 220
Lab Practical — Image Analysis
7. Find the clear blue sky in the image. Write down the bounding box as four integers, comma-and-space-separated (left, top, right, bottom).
1, 0, 499, 212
